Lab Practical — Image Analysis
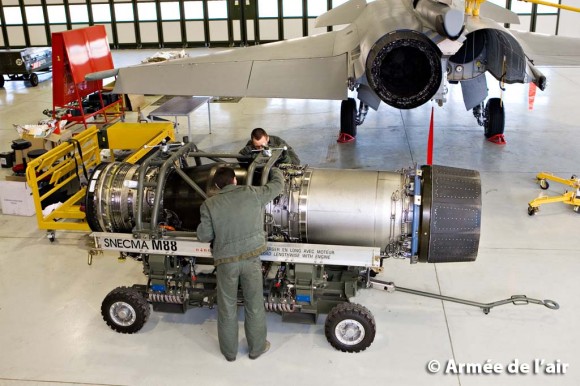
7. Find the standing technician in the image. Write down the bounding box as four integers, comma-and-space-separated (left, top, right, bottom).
196, 166, 284, 362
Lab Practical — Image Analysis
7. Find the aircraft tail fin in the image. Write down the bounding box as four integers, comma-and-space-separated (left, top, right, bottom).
315, 0, 367, 28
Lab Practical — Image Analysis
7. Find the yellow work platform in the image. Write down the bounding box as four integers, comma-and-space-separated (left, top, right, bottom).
527, 172, 580, 215
26, 122, 175, 240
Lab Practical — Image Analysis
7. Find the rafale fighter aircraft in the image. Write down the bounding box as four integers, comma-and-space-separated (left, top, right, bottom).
90, 0, 580, 141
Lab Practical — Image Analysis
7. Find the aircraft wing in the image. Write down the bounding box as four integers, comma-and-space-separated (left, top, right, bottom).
112, 31, 348, 100
510, 31, 580, 66
479, 2, 520, 25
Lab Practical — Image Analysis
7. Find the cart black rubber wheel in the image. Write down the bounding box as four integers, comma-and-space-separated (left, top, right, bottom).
340, 98, 357, 137
29, 73, 39, 87
539, 179, 549, 190
528, 206, 537, 216
324, 303, 376, 353
484, 98, 505, 139
0, 76, 4, 88
574, 206, 580, 214
102, 286, 150, 334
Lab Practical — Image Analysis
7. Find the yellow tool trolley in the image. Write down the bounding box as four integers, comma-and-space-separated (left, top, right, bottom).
26, 122, 175, 241
527, 172, 580, 215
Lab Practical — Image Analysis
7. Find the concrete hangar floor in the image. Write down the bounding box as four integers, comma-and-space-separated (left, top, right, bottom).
0, 49, 579, 386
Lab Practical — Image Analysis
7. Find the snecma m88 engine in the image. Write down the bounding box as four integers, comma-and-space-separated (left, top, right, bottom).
87, 142, 556, 352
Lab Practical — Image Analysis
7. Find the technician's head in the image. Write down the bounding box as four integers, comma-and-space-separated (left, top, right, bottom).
214, 166, 237, 189
250, 128, 269, 150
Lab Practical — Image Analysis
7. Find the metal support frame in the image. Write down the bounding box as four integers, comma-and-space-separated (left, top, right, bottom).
134, 144, 255, 234
26, 122, 175, 237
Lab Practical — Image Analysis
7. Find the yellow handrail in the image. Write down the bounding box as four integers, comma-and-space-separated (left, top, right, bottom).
519, 0, 580, 13
26, 126, 101, 231
25, 122, 175, 232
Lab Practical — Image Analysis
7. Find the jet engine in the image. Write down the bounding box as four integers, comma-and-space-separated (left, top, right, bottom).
85, 146, 481, 264
365, 30, 443, 109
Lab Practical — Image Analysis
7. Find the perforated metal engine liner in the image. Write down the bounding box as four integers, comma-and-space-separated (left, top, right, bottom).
418, 165, 481, 263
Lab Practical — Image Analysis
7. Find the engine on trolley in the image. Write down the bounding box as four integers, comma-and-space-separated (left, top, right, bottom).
89, 142, 481, 352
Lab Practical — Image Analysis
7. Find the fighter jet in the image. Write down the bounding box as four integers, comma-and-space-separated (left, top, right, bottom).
89, 0, 580, 141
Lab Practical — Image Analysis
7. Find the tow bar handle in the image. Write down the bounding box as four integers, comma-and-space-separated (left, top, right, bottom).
369, 279, 560, 314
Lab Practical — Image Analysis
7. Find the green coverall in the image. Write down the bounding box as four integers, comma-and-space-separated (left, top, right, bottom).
196, 168, 284, 360
239, 135, 300, 165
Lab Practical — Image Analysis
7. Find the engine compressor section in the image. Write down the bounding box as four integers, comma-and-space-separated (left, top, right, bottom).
88, 143, 482, 352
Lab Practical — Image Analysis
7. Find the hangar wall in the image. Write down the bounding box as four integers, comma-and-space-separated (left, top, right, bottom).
0, 0, 579, 49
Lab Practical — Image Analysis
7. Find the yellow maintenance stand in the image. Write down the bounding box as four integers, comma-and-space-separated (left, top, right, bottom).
527, 172, 580, 215
26, 122, 175, 241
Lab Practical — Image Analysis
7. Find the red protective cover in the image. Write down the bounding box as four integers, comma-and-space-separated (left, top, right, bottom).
52, 26, 114, 107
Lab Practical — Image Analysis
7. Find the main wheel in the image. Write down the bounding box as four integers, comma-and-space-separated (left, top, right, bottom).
539, 179, 549, 190
340, 98, 357, 137
29, 73, 39, 87
484, 98, 505, 139
101, 286, 150, 334
324, 303, 376, 353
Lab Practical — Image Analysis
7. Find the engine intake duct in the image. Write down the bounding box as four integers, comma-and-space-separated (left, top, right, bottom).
418, 165, 481, 263
366, 30, 442, 109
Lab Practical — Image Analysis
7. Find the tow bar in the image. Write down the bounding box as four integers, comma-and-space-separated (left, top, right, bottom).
370, 278, 560, 314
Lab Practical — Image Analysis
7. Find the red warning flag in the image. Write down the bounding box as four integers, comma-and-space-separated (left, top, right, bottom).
528, 82, 537, 110
426, 107, 434, 165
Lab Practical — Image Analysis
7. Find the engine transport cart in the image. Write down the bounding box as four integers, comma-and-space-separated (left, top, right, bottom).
86, 142, 559, 352
528, 172, 580, 215
0, 47, 52, 87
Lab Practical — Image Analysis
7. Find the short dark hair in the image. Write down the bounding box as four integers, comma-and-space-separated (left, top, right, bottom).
214, 167, 236, 189
251, 128, 268, 140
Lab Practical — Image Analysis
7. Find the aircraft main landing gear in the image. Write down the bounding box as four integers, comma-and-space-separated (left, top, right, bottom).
338, 98, 357, 143
338, 98, 368, 143
474, 97, 505, 144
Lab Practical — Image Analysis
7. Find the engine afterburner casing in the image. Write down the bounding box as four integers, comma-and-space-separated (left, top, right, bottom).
366, 30, 442, 109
